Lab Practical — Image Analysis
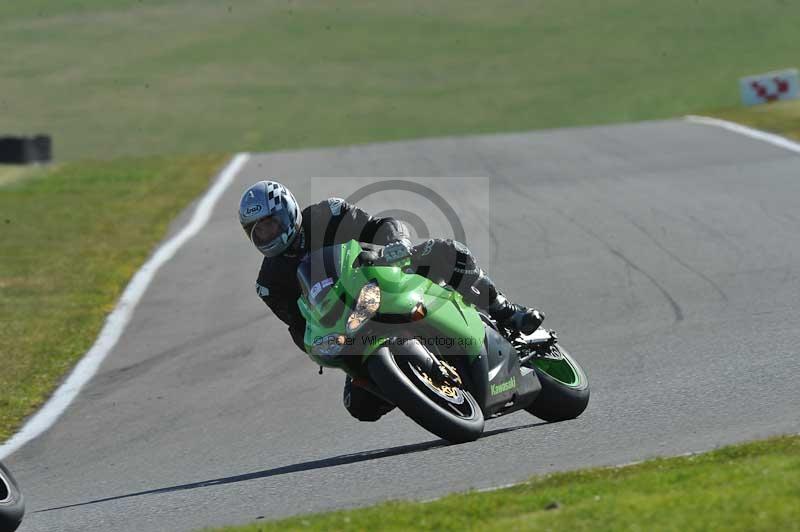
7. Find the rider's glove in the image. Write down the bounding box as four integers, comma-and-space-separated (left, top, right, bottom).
382, 238, 413, 263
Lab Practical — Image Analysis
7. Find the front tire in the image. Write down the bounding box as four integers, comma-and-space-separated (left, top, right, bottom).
367, 342, 484, 443
0, 461, 24, 532
525, 345, 590, 422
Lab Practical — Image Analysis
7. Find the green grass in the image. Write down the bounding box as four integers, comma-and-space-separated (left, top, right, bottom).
0, 154, 227, 441
206, 435, 800, 532
2, 0, 800, 160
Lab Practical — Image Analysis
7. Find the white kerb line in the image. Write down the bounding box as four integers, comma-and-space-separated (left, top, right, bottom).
0, 152, 251, 460
685, 115, 800, 155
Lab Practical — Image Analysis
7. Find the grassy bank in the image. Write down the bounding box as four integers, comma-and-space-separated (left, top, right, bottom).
0, 155, 226, 440
207, 435, 800, 532
2, 0, 800, 160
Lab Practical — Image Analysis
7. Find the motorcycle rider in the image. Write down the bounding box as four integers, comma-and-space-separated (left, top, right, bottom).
239, 180, 545, 421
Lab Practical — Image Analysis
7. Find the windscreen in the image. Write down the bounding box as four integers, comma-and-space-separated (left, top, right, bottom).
297, 245, 345, 306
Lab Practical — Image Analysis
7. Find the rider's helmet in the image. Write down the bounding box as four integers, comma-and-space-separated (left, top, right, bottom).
239, 180, 303, 257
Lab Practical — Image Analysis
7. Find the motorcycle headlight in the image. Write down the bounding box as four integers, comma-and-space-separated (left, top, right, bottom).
346, 281, 381, 334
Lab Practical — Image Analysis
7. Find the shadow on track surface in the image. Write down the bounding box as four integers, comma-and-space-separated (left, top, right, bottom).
35, 421, 548, 513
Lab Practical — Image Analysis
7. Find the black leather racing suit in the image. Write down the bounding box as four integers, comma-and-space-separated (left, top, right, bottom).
255, 198, 498, 421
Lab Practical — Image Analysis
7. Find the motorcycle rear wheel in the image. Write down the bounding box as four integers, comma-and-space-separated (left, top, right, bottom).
524, 345, 590, 422
368, 342, 484, 443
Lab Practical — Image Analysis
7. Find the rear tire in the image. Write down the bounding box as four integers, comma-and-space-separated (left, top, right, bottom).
525, 346, 590, 422
0, 461, 24, 532
368, 343, 484, 443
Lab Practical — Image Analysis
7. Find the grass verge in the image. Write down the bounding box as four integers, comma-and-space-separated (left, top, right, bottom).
206, 435, 800, 532
3, 0, 800, 160
0, 154, 227, 441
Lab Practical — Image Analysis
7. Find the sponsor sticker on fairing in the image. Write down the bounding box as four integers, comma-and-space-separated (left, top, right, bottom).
309, 277, 335, 302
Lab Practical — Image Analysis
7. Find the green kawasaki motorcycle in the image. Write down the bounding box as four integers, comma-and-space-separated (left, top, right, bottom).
298, 240, 590, 443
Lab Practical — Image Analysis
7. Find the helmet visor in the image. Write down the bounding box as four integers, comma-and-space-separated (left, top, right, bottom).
249, 216, 284, 247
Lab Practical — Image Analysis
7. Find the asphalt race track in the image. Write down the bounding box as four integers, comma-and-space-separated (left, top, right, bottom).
8, 119, 800, 532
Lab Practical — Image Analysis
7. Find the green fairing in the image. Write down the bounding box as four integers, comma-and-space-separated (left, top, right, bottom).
298, 240, 484, 369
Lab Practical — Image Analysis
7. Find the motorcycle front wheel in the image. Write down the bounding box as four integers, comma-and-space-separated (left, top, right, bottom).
368, 341, 484, 444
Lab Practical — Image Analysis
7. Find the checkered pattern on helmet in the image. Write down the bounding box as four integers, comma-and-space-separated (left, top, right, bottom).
265, 181, 286, 213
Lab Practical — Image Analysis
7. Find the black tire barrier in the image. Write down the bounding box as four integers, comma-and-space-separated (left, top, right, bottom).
0, 135, 52, 164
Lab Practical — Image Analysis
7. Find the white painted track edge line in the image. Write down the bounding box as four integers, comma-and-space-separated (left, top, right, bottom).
0, 152, 251, 460
685, 115, 800, 155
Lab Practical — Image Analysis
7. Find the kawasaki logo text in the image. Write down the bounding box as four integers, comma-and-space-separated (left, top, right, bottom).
490, 376, 516, 396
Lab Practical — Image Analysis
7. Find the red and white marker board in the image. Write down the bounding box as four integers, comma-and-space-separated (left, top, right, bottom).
740, 69, 799, 106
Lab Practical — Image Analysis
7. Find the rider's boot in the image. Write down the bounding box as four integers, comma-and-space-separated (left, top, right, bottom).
488, 294, 545, 335
343, 376, 395, 422
470, 271, 545, 335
